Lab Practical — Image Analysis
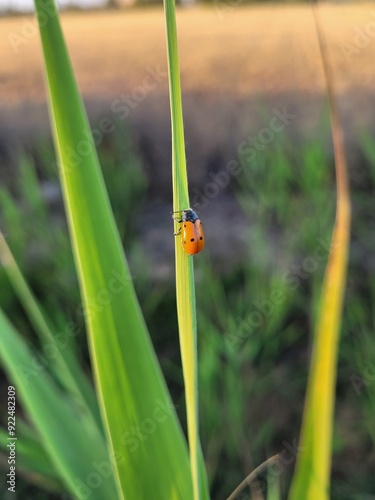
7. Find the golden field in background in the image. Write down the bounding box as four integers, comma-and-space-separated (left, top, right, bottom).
0, 3, 374, 104
1, 2, 375, 205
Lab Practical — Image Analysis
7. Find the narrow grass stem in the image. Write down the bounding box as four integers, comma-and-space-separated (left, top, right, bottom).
163, 1, 208, 498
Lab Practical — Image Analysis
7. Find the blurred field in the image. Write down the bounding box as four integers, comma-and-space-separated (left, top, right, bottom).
1, 3, 375, 100
0, 3, 375, 499
0, 3, 375, 131
1, 3, 375, 196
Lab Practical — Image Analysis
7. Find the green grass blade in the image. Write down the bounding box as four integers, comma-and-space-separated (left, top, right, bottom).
34, 0, 192, 497
19, 154, 46, 219
164, 0, 189, 212
0, 232, 99, 424
163, 0, 209, 498
227, 455, 280, 500
0, 188, 25, 251
0, 233, 53, 345
0, 309, 118, 499
288, 4, 351, 499
267, 469, 281, 500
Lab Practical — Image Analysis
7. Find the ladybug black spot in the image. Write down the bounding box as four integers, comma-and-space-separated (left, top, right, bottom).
184, 224, 186, 227
190, 238, 195, 242
200, 237, 203, 240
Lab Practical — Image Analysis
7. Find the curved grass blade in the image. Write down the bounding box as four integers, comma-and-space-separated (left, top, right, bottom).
0, 232, 100, 426
163, 0, 209, 498
33, 0, 192, 497
227, 455, 280, 500
288, 3, 351, 498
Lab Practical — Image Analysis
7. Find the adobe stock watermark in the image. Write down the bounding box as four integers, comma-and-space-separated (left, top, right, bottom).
350, 360, 375, 396
340, 11, 375, 62
224, 235, 332, 350
17, 267, 134, 387
51, 65, 167, 175
60, 398, 176, 499
120, 397, 175, 453
7, 0, 69, 53
77, 268, 135, 323
191, 106, 296, 209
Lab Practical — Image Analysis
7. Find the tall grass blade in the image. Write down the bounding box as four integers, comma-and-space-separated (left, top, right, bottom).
0, 308, 118, 499
163, 0, 209, 498
33, 0, 193, 498
288, 3, 351, 498
0, 232, 99, 424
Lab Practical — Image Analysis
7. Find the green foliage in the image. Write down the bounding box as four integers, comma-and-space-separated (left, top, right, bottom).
33, 0, 193, 496
0, 134, 373, 500
0, 308, 118, 499
0, 0, 194, 498
163, 0, 209, 497
0, 1, 372, 499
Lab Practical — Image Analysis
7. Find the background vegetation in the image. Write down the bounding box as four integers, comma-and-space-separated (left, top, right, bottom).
0, 2, 374, 499
0, 121, 374, 498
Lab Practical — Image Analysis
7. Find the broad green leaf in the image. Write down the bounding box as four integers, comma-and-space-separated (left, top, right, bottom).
0, 309, 118, 499
163, 0, 209, 498
33, 0, 192, 498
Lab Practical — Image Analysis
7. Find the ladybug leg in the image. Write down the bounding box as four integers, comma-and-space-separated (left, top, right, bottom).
172, 213, 183, 235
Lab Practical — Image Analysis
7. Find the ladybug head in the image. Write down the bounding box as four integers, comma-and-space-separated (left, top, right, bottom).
181, 208, 199, 223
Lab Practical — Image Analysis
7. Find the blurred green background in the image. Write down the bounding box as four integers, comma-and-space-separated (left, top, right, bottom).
0, 2, 374, 499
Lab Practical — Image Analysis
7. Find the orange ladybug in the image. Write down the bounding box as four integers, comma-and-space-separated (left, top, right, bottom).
172, 208, 205, 256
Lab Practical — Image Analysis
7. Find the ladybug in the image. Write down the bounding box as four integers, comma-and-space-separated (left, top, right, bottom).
172, 208, 205, 256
